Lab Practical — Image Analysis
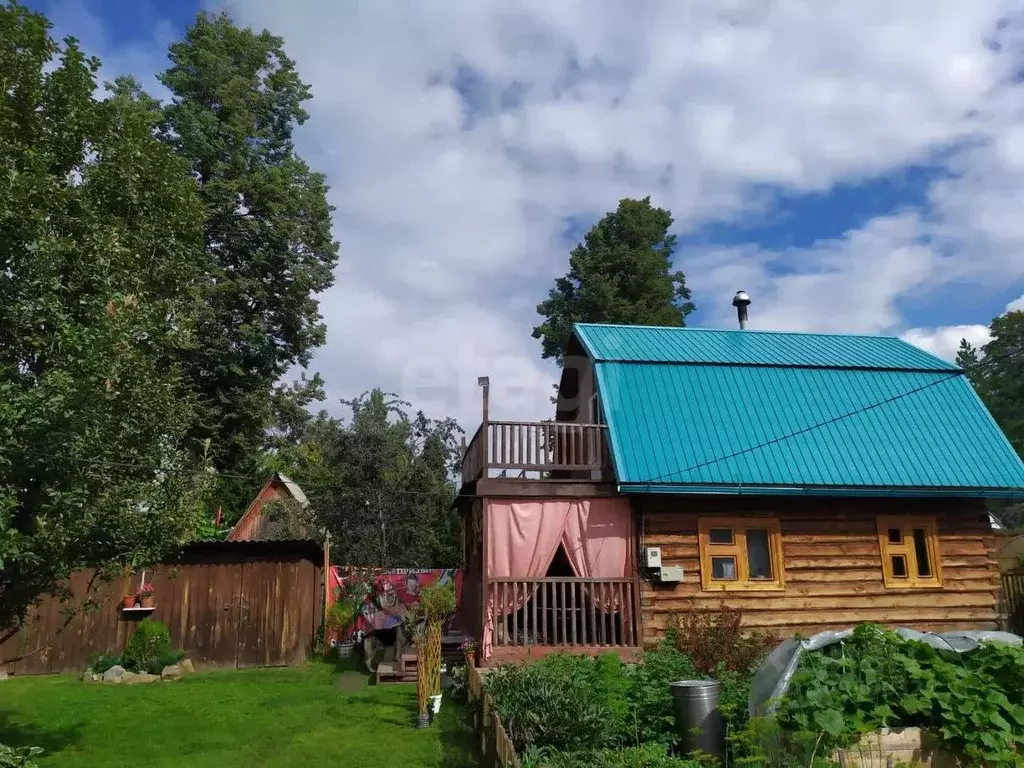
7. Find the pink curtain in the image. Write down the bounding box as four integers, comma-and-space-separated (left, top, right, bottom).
484, 498, 631, 658
561, 498, 632, 611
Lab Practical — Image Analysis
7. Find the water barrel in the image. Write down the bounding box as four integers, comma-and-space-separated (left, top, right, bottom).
670, 679, 725, 761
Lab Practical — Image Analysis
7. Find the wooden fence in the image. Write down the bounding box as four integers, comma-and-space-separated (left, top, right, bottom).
1, 539, 323, 675
468, 665, 520, 768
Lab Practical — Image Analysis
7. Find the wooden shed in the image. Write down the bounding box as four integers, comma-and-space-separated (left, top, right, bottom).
457, 323, 1024, 664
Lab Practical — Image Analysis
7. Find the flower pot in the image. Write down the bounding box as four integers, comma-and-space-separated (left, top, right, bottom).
464, 651, 477, 668
140, 596, 155, 609
335, 641, 355, 659
122, 595, 138, 609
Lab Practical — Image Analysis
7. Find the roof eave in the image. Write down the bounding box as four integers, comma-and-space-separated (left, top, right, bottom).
618, 482, 1024, 499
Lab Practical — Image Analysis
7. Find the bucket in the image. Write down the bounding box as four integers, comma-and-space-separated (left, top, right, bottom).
670, 680, 725, 762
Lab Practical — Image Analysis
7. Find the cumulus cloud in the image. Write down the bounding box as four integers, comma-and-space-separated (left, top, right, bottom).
33, 0, 1024, 425
903, 295, 1024, 360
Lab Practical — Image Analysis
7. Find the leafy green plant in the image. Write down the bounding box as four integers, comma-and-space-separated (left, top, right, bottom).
0, 744, 43, 768
326, 599, 359, 635
122, 618, 175, 674
88, 653, 123, 674
448, 664, 468, 702
775, 625, 1024, 767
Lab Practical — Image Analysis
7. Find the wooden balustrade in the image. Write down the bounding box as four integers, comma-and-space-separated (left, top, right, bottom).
488, 577, 637, 648
461, 420, 609, 484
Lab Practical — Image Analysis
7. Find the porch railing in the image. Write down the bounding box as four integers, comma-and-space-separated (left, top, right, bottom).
489, 577, 638, 648
461, 420, 609, 485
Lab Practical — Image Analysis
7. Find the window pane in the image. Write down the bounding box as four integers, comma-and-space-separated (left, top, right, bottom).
746, 529, 773, 579
709, 528, 733, 545
891, 555, 908, 578
912, 528, 932, 577
888, 528, 903, 544
711, 556, 737, 580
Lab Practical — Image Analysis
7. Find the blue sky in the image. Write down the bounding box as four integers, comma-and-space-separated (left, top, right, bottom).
24, 0, 1024, 424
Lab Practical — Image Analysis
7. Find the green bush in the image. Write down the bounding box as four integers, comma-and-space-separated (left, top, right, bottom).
774, 625, 1024, 768
122, 619, 175, 674
88, 653, 123, 674
0, 744, 43, 768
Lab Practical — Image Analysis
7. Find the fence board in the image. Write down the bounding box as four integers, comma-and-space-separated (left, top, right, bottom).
1, 541, 322, 675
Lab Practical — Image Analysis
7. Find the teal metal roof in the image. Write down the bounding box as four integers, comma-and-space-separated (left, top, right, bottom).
578, 325, 1024, 497
574, 323, 958, 371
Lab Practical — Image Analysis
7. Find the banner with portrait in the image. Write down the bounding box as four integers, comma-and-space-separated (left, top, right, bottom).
328, 567, 464, 639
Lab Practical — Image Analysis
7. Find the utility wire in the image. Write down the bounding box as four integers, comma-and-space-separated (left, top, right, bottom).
639, 349, 1019, 487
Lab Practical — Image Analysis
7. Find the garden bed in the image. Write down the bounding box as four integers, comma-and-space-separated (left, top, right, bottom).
474, 616, 1024, 768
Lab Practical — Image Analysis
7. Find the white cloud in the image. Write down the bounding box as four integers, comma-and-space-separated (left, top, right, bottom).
901, 325, 992, 361
902, 295, 1024, 360
35, 0, 1024, 427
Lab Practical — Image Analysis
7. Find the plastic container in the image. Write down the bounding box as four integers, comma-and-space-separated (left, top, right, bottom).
670, 680, 725, 761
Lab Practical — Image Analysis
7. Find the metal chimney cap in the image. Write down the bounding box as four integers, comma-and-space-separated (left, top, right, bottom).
732, 290, 751, 307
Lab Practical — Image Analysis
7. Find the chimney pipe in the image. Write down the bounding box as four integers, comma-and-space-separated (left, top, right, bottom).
732, 291, 751, 330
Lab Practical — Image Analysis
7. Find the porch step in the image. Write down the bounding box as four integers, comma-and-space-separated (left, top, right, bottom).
375, 661, 416, 685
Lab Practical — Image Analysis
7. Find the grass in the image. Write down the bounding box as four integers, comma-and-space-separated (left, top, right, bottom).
0, 662, 477, 767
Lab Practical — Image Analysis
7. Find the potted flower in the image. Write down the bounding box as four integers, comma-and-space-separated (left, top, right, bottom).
135, 581, 155, 609
121, 566, 137, 609
326, 598, 359, 658
459, 638, 478, 668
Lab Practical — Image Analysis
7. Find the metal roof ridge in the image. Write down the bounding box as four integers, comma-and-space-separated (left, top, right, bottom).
574, 322, 921, 341
592, 359, 962, 374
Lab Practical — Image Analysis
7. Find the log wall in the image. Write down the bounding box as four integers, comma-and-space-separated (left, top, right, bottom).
637, 496, 999, 645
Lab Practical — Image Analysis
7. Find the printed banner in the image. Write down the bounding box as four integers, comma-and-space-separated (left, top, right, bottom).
329, 567, 463, 638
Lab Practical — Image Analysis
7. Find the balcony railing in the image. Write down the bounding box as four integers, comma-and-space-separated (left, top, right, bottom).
489, 577, 638, 648
461, 420, 609, 485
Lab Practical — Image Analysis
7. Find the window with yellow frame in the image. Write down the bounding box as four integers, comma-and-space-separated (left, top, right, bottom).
697, 517, 785, 591
876, 516, 943, 588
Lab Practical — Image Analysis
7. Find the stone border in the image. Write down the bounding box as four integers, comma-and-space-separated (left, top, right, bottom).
84, 658, 195, 684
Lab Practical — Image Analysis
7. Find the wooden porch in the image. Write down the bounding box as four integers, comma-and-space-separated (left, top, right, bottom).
487, 577, 640, 661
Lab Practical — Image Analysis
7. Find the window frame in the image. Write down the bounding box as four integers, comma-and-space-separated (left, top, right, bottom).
697, 517, 786, 592
876, 516, 943, 589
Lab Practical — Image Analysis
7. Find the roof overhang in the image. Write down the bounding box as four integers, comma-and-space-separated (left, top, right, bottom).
619, 483, 1024, 498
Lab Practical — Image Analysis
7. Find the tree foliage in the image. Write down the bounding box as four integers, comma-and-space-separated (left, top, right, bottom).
0, 5, 212, 634
264, 390, 462, 567
533, 197, 695, 365
959, 310, 1024, 528
158, 12, 339, 517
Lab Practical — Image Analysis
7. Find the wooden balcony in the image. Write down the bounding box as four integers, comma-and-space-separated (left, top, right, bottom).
489, 577, 638, 649
460, 420, 610, 485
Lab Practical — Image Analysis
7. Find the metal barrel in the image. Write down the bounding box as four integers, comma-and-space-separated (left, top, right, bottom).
670, 679, 725, 761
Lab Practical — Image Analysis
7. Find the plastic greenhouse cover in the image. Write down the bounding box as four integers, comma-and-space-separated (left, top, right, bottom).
748, 627, 1023, 717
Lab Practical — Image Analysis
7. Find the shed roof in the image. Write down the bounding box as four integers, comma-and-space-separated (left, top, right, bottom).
575, 324, 1024, 497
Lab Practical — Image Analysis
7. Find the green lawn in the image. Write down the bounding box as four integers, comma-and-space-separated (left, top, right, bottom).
0, 663, 477, 767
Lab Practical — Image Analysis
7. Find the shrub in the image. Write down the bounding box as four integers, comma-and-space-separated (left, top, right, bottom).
88, 653, 123, 674
626, 645, 698, 746
667, 606, 776, 675
775, 624, 1024, 768
485, 653, 628, 753
0, 744, 43, 768
122, 618, 174, 674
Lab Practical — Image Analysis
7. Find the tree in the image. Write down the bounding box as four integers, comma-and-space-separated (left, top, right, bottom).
959, 311, 1024, 528
0, 5, 212, 636
956, 338, 983, 389
533, 197, 695, 365
265, 390, 462, 567
158, 12, 339, 518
